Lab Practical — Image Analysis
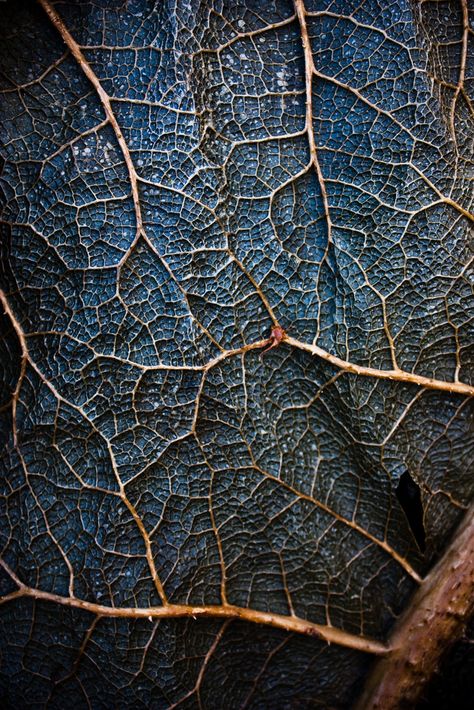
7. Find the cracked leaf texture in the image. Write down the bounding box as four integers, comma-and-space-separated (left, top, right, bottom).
0, 0, 473, 707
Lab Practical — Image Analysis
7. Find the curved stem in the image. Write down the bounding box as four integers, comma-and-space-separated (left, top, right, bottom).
355, 503, 474, 709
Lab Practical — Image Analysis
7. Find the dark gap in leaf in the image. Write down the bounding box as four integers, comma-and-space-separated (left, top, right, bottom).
396, 471, 426, 552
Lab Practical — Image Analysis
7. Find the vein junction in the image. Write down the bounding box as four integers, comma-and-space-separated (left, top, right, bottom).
0, 0, 472, 658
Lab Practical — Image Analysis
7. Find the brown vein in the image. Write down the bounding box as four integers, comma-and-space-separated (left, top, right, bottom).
283, 333, 474, 397
50, 616, 100, 697
0, 290, 28, 446
246, 450, 422, 582
0, 561, 387, 655
1, 284, 473, 445
449, 0, 469, 140
37, 0, 142, 235
0, 289, 168, 605
193, 435, 229, 605
121, 494, 167, 604
291, 2, 474, 225
293, 0, 332, 241
37, 0, 225, 353
309, 67, 474, 224
17, 449, 76, 597
38, 0, 285, 340
293, 0, 334, 343
168, 620, 231, 710
240, 637, 291, 710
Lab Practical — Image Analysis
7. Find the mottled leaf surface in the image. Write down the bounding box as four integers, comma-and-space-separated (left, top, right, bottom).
0, 0, 473, 707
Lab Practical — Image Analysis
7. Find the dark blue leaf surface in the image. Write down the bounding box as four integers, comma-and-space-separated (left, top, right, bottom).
0, 0, 473, 707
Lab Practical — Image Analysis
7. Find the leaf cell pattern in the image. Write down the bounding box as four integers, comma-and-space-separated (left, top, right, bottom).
0, 0, 473, 707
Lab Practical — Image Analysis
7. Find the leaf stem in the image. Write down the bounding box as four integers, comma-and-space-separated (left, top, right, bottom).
355, 502, 474, 708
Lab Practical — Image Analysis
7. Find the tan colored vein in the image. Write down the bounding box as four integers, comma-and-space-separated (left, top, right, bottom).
121, 494, 167, 604
449, 0, 469, 140
37, 0, 225, 353
311, 69, 474, 223
51, 615, 100, 695
290, 7, 474, 225
293, 0, 332, 241
240, 637, 291, 710
2, 51, 69, 93
293, 0, 334, 344
0, 560, 387, 655
283, 332, 474, 397
193, 435, 229, 605
0, 289, 168, 605
38, 0, 284, 339
37, 0, 143, 234
1, 285, 472, 455
124, 620, 159, 687
247, 456, 422, 582
168, 620, 231, 710
18, 449, 76, 596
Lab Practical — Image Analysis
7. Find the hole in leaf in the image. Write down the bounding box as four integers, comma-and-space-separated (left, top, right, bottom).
396, 471, 426, 552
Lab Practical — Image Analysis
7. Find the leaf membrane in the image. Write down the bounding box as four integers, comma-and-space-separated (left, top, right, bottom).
0, 0, 473, 707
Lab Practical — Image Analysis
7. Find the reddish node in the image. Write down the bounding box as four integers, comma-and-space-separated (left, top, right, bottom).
261, 325, 286, 354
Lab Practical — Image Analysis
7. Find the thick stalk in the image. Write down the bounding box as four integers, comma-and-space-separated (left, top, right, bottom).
355, 503, 474, 709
